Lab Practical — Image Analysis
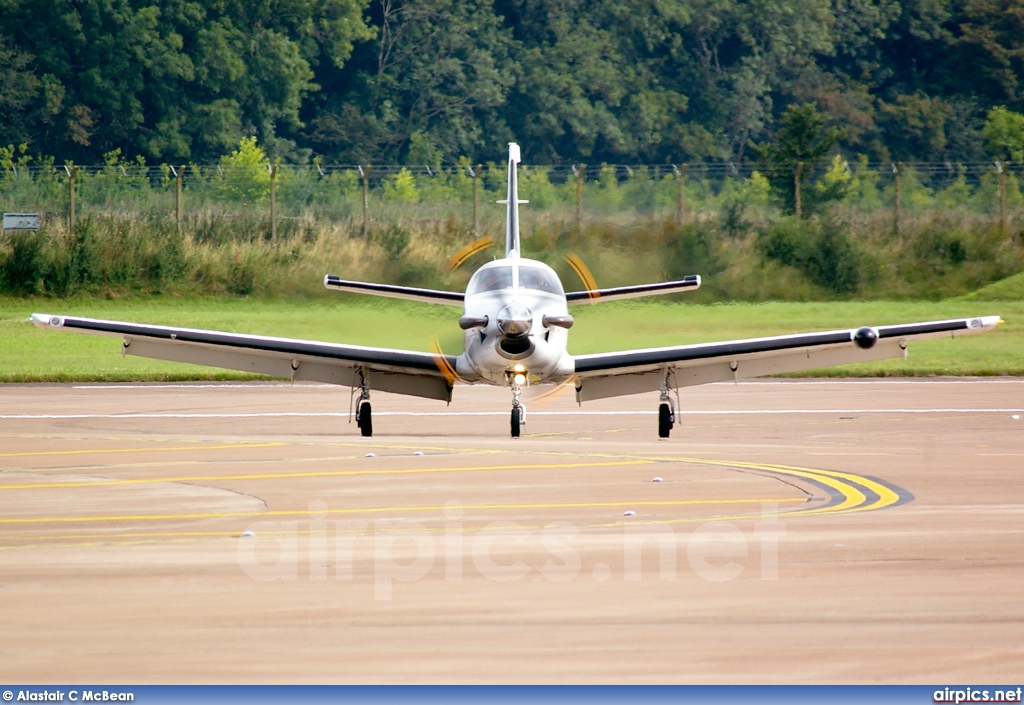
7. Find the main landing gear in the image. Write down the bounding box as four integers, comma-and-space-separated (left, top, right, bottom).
658, 400, 673, 438
354, 371, 372, 437
658, 369, 678, 439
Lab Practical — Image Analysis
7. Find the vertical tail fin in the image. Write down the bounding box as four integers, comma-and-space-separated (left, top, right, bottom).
502, 142, 527, 257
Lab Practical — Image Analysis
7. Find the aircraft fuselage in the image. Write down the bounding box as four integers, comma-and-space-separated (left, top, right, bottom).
456, 255, 575, 386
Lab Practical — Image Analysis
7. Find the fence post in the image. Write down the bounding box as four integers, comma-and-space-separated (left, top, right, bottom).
269, 164, 278, 243
997, 161, 1008, 234
794, 161, 803, 219
574, 164, 585, 239
472, 164, 481, 237
360, 165, 371, 241
175, 165, 186, 235
673, 164, 688, 226
65, 164, 77, 230
893, 162, 902, 237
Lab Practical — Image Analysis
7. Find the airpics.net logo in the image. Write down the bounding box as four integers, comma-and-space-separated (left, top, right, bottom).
235, 500, 786, 600
934, 687, 1023, 703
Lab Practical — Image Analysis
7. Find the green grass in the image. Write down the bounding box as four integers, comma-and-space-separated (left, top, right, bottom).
958, 271, 1024, 301
1, 295, 1020, 382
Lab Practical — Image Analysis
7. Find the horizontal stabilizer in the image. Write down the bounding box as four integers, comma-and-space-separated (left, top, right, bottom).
324, 275, 464, 306
566, 275, 701, 303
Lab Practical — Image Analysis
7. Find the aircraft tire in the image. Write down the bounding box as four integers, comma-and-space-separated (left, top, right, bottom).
510, 407, 521, 438
358, 401, 373, 437
658, 403, 672, 438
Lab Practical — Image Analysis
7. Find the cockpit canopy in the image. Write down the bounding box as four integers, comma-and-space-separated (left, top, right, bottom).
519, 265, 564, 295
467, 266, 513, 295
466, 264, 565, 297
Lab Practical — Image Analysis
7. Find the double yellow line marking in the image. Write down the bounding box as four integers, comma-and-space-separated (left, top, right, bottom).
661, 456, 904, 516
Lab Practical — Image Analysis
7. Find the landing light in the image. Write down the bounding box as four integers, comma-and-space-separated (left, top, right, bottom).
513, 363, 526, 373
514, 373, 527, 386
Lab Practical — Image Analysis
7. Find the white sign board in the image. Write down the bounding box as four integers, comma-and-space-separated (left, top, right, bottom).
3, 213, 41, 230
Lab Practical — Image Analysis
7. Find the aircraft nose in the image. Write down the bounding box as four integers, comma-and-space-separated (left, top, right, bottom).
497, 304, 532, 338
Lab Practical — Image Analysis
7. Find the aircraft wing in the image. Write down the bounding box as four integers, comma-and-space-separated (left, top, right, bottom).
572, 316, 1002, 401
30, 313, 459, 402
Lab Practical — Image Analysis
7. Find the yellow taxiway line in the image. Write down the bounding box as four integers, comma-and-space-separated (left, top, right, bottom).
0, 445, 909, 546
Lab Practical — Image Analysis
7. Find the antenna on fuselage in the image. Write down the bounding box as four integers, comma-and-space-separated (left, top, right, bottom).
498, 142, 528, 257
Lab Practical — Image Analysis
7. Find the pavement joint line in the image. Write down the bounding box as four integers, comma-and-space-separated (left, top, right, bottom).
0, 442, 289, 458
0, 459, 651, 491
0, 495, 802, 526
1, 501, 821, 548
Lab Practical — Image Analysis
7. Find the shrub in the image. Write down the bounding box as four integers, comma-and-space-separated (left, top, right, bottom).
1, 230, 46, 295
759, 218, 862, 294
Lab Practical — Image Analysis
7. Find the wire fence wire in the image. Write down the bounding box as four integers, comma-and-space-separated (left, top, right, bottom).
2, 160, 1022, 233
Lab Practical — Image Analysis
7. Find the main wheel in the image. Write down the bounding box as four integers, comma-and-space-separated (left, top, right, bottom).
358, 401, 373, 437
510, 407, 521, 438
658, 402, 672, 438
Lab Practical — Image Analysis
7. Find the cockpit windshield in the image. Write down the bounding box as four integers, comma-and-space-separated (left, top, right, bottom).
467, 266, 513, 295
519, 266, 565, 296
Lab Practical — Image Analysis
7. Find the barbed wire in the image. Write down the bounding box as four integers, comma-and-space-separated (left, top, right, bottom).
2, 160, 1022, 184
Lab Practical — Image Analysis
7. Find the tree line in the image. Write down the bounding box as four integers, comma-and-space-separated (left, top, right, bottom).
2, 0, 1024, 168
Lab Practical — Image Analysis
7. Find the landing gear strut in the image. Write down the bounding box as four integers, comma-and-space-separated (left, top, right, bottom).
510, 376, 525, 438
658, 369, 677, 439
355, 371, 372, 437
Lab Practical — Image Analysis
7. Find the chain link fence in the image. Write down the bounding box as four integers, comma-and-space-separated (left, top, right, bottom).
2, 160, 1022, 238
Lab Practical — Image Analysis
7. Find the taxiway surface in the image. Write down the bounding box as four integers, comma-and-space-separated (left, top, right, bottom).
1, 379, 1022, 683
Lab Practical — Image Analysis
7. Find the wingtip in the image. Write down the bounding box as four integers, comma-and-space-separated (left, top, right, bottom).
30, 313, 60, 328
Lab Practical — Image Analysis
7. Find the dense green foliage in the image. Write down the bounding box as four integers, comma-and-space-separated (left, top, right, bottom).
4, 0, 1024, 165
1, 205, 1021, 301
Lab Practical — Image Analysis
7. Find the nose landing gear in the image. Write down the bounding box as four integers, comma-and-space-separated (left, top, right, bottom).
510, 376, 526, 438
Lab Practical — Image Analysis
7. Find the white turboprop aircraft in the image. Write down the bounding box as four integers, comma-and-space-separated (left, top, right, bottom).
32, 143, 1002, 438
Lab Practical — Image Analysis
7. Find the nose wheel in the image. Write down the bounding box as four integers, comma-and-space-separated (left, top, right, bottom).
511, 406, 523, 437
